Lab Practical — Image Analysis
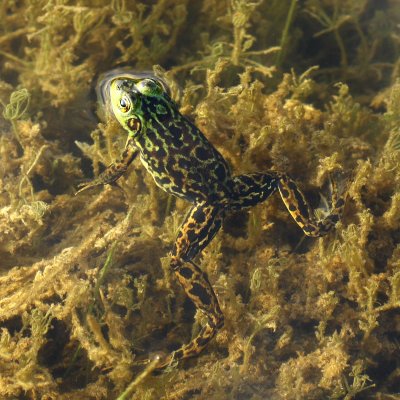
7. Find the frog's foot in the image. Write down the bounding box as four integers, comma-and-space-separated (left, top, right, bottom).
135, 352, 170, 368
75, 161, 129, 195
148, 321, 220, 370
314, 172, 346, 223
277, 171, 346, 237
137, 271, 223, 371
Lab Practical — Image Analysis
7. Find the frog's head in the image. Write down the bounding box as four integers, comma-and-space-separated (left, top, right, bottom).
107, 75, 172, 137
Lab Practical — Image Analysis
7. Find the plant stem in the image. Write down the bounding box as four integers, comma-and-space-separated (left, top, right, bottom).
276, 0, 297, 68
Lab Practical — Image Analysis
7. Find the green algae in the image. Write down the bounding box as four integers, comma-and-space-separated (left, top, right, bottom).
0, 1, 400, 399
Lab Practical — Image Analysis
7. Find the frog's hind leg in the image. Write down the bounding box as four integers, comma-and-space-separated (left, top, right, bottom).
228, 172, 279, 212
230, 172, 345, 237
156, 201, 224, 368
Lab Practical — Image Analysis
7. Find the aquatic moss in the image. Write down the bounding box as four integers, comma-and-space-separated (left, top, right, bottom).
0, 0, 400, 399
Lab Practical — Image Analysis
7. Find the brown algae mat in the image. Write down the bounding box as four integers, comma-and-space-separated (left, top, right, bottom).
0, 1, 400, 399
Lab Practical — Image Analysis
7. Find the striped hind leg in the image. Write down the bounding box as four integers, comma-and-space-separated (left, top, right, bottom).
229, 172, 345, 237
154, 201, 224, 368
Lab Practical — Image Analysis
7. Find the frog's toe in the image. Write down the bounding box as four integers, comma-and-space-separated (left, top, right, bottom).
75, 180, 102, 195
135, 351, 173, 370
330, 170, 348, 197
314, 171, 346, 220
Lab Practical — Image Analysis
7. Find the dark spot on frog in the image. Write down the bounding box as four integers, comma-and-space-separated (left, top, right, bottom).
195, 146, 211, 161
189, 283, 212, 306
178, 267, 194, 279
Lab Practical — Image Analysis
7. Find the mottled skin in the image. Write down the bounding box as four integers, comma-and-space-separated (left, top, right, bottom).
78, 74, 345, 368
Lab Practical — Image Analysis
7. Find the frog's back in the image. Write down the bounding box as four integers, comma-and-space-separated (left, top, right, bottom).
136, 101, 232, 203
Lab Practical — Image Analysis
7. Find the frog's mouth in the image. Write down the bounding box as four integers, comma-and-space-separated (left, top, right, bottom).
96, 68, 170, 120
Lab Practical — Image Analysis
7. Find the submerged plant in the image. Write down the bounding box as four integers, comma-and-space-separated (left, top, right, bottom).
0, 1, 399, 399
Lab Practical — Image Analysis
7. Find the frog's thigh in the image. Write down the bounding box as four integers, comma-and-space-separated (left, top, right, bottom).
229, 173, 279, 211
173, 201, 224, 261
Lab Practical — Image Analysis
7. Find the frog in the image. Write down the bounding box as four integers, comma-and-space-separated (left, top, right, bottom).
77, 71, 345, 369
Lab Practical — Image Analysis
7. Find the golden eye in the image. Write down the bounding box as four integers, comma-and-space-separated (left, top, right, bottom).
119, 96, 130, 112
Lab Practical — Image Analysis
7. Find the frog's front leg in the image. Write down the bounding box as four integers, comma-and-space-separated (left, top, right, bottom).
230, 172, 345, 236
76, 138, 138, 194
155, 201, 224, 368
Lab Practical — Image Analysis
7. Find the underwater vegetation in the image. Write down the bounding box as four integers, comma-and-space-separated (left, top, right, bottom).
0, 0, 400, 399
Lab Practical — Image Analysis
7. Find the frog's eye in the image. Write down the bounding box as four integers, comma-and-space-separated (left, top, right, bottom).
118, 95, 131, 113
137, 79, 163, 96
